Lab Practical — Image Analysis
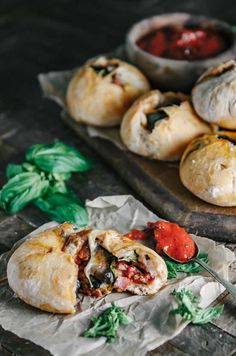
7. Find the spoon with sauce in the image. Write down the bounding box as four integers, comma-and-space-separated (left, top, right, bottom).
163, 243, 236, 299
154, 221, 236, 299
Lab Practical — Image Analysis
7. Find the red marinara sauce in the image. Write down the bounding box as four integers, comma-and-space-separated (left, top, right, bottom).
153, 221, 196, 262
137, 25, 229, 60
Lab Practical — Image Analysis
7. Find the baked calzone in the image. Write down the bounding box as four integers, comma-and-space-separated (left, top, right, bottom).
120, 90, 211, 161
180, 132, 236, 206
7, 223, 167, 314
66, 56, 150, 127
192, 60, 236, 129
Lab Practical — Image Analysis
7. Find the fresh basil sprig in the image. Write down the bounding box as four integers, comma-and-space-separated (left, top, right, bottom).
35, 191, 88, 227
165, 253, 209, 279
0, 142, 92, 227
171, 288, 224, 325
0, 172, 49, 213
26, 142, 92, 173
83, 303, 132, 343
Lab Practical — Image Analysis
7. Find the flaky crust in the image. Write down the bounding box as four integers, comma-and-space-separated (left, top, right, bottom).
7, 223, 78, 314
66, 56, 150, 127
120, 90, 211, 161
180, 132, 236, 206
192, 60, 236, 129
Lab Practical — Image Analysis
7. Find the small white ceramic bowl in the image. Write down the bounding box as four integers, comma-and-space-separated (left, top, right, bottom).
125, 13, 236, 92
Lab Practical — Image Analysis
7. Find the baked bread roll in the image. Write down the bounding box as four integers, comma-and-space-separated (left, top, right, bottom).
180, 132, 236, 206
66, 56, 150, 127
120, 90, 212, 161
192, 60, 236, 129
7, 223, 167, 314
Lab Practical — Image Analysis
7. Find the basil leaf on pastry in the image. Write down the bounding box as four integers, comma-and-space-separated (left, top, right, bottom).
120, 90, 212, 161
192, 60, 236, 129
7, 224, 167, 314
66, 56, 150, 127
180, 132, 236, 206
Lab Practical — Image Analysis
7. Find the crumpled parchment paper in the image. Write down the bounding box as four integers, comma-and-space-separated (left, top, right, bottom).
0, 195, 235, 356
38, 48, 127, 150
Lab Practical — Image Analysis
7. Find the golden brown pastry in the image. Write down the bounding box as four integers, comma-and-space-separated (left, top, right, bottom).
66, 56, 150, 127
180, 132, 236, 206
192, 60, 236, 129
120, 90, 212, 161
7, 223, 167, 314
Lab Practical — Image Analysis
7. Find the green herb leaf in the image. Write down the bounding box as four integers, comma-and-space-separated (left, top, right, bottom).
83, 303, 132, 343
6, 164, 24, 179
191, 305, 224, 325
34, 190, 88, 227
146, 110, 168, 131
6, 163, 40, 179
0, 172, 49, 213
26, 142, 92, 173
165, 253, 208, 279
170, 288, 224, 325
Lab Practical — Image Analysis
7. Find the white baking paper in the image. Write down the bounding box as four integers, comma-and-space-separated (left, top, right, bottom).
0, 195, 235, 356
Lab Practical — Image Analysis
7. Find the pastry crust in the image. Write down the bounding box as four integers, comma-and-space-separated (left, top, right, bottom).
192, 60, 236, 129
180, 132, 236, 206
66, 56, 150, 127
120, 90, 212, 161
7, 223, 78, 314
7, 224, 167, 313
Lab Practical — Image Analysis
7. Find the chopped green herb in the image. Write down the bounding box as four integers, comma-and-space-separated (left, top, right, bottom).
171, 288, 224, 325
83, 303, 132, 343
146, 110, 168, 131
165, 252, 208, 279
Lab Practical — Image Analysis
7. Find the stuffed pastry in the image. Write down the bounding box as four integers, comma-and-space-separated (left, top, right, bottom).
7, 223, 167, 314
192, 60, 236, 129
180, 132, 236, 206
66, 56, 150, 127
120, 90, 212, 161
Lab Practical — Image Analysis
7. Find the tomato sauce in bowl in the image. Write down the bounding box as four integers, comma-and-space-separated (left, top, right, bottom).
137, 25, 230, 61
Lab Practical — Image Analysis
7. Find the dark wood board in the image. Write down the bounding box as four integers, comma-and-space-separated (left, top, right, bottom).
62, 114, 236, 242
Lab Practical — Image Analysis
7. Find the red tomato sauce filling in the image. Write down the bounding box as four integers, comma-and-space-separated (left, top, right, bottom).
114, 261, 154, 291
137, 25, 229, 60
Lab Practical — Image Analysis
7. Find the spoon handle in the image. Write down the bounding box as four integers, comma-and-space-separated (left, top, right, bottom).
194, 257, 236, 299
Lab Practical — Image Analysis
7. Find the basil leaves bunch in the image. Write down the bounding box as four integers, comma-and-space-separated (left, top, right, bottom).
0, 142, 92, 227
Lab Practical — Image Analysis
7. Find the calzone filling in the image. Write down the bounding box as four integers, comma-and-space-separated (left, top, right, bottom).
64, 230, 156, 297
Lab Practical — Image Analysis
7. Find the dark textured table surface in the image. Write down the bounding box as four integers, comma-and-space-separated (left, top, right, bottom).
0, 1, 236, 355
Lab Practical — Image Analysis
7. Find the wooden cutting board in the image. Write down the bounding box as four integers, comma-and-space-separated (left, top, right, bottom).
62, 114, 236, 242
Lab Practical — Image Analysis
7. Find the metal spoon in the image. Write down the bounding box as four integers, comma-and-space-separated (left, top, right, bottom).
163, 243, 236, 299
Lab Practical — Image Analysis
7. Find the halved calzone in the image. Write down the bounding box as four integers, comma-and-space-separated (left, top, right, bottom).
7, 223, 167, 314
